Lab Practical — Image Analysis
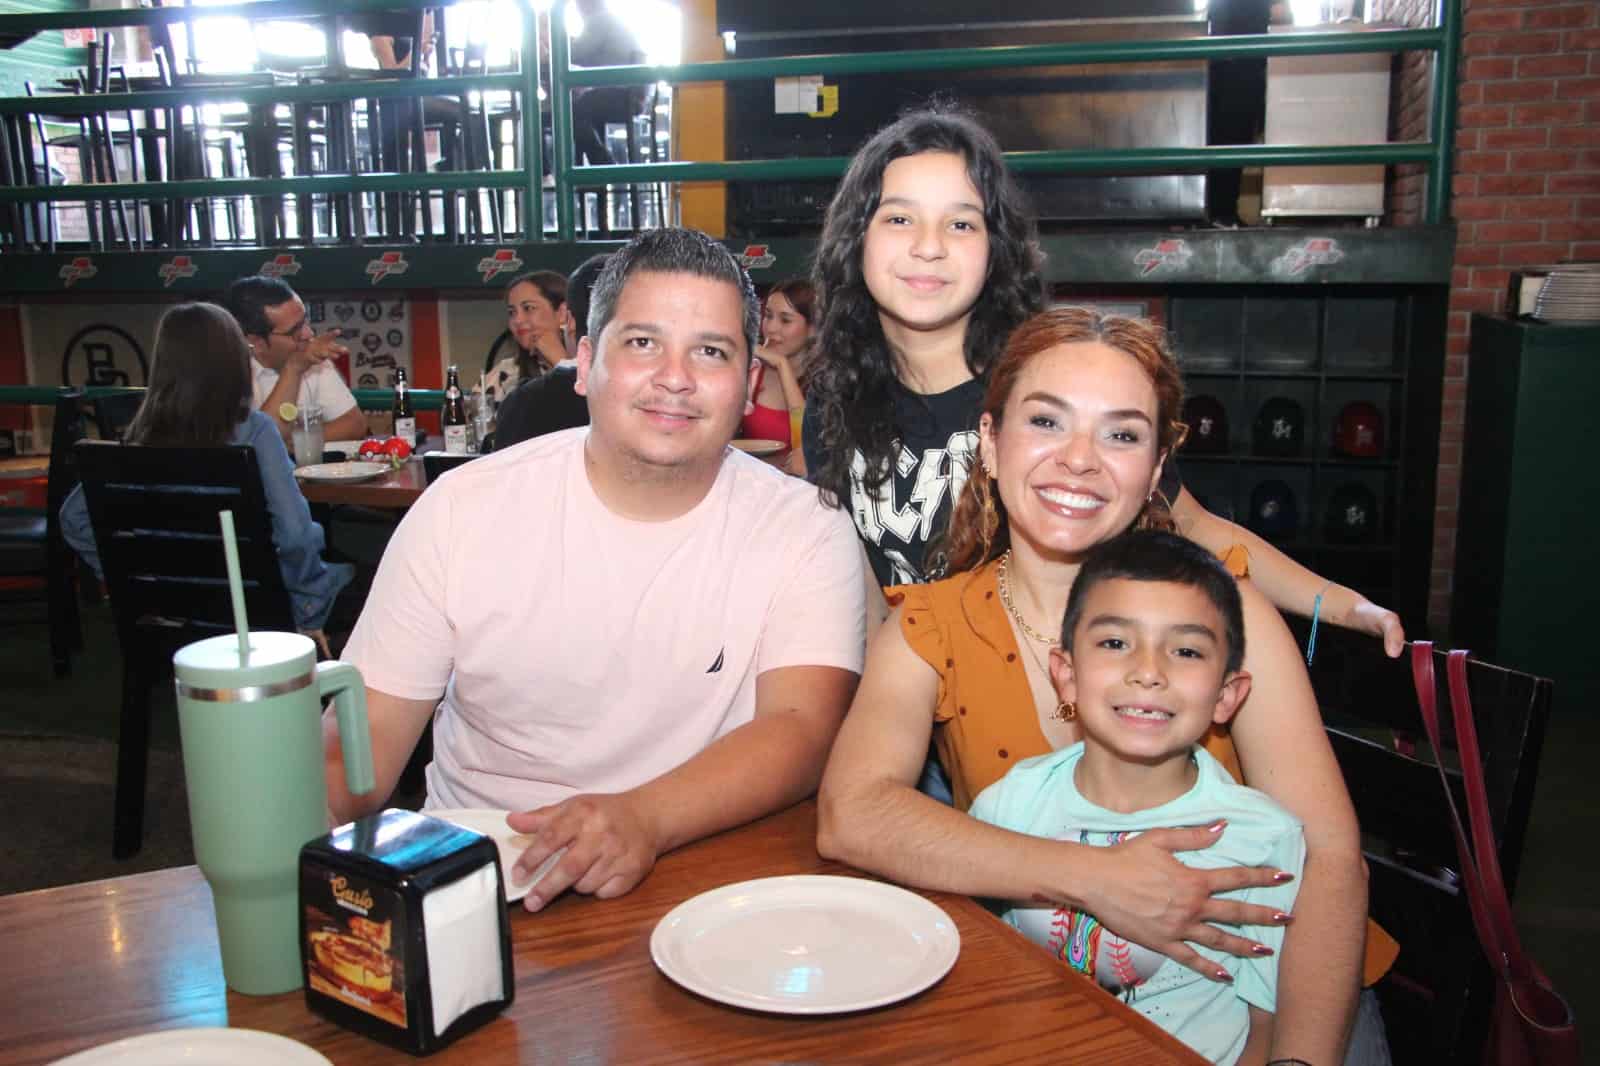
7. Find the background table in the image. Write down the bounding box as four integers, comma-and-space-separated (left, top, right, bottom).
0, 802, 1202, 1065
296, 460, 426, 509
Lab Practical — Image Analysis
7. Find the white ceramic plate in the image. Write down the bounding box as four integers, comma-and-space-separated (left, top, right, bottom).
650, 875, 960, 1014
50, 1028, 331, 1065
731, 438, 785, 456
427, 808, 565, 902
293, 461, 391, 483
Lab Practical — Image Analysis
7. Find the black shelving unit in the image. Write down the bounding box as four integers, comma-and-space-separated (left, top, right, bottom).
1166, 284, 1446, 631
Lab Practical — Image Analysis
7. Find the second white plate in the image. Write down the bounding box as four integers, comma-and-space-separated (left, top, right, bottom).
427, 808, 565, 901
650, 875, 959, 1014
731, 438, 785, 456
293, 461, 391, 483
50, 1028, 331, 1065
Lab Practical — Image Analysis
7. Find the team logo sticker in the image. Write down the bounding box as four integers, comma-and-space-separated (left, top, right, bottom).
1134, 239, 1193, 277
59, 256, 97, 288
260, 253, 302, 278
366, 251, 410, 284
1272, 238, 1344, 277
738, 244, 776, 270
158, 255, 198, 287
477, 249, 523, 283
60, 323, 148, 386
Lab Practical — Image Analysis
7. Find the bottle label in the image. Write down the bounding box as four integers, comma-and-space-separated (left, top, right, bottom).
394, 417, 416, 447
444, 424, 469, 454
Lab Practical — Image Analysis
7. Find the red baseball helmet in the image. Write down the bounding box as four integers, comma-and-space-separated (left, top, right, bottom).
1333, 401, 1384, 459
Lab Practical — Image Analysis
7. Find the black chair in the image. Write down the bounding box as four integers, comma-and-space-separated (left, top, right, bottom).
1297, 623, 1555, 1064
0, 389, 90, 676
422, 451, 477, 484
74, 440, 297, 859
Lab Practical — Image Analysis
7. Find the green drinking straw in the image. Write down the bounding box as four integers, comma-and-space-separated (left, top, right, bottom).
217, 510, 250, 666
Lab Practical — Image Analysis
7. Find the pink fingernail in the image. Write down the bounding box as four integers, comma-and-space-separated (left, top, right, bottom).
1272, 870, 1295, 883
1206, 820, 1227, 834
1250, 944, 1274, 957
1273, 911, 1293, 924
1215, 968, 1233, 982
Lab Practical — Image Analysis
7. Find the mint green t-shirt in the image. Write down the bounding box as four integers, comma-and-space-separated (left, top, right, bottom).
969, 743, 1305, 1066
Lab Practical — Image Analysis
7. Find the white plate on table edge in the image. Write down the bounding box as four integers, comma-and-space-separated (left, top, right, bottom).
650, 874, 959, 1015
293, 460, 392, 483
49, 1027, 331, 1065
427, 808, 565, 902
731, 438, 785, 456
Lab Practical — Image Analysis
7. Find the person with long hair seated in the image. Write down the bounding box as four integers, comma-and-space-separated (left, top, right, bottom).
59, 303, 356, 649
739, 278, 817, 470
817, 308, 1392, 1065
478, 270, 571, 408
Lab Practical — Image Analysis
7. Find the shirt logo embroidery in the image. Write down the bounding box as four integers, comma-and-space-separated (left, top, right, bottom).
706, 648, 724, 674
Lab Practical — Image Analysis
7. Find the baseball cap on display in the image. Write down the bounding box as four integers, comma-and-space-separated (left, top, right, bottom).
1332, 401, 1385, 459
1252, 397, 1306, 458
1248, 479, 1300, 539
1182, 395, 1230, 454
1325, 482, 1381, 544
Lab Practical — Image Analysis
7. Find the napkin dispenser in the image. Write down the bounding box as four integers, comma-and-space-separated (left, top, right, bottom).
299, 809, 515, 1055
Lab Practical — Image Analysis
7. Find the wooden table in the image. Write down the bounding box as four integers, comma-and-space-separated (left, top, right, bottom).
0, 456, 48, 478
296, 460, 427, 509
0, 802, 1201, 1065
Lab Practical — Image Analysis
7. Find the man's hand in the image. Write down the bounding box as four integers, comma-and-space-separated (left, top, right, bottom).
1075, 823, 1293, 982
506, 792, 663, 912
295, 329, 349, 372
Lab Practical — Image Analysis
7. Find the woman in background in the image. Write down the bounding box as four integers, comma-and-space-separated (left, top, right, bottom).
740, 278, 818, 471
59, 303, 355, 649
479, 270, 570, 407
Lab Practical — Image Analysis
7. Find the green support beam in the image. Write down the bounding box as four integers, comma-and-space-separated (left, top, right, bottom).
0, 228, 1456, 294
563, 27, 1445, 87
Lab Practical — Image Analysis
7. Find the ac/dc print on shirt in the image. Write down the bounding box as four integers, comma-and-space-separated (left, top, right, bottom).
849, 426, 978, 586
805, 379, 986, 588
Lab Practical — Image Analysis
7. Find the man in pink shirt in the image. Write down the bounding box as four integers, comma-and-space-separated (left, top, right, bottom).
327, 229, 865, 911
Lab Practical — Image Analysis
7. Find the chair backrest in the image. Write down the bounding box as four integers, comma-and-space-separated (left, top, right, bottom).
73, 440, 296, 653
423, 451, 477, 484
1296, 622, 1555, 1064
89, 389, 143, 442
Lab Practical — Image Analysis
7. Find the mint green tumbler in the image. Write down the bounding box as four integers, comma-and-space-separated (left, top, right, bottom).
174, 631, 375, 995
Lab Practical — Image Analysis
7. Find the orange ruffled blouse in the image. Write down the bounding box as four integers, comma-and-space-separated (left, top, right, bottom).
889, 547, 1398, 986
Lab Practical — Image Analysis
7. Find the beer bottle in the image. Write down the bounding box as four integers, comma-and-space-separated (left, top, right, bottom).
392, 367, 416, 448
442, 365, 469, 454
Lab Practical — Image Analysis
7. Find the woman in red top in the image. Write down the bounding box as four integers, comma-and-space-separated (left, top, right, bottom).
740, 278, 816, 470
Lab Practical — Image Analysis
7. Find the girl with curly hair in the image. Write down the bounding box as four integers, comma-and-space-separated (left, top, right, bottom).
801, 105, 1404, 654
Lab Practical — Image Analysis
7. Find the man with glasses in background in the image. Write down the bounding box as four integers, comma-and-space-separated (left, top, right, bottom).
225, 276, 369, 445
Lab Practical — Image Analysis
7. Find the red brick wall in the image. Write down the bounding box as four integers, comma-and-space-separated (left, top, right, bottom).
1379, 0, 1599, 634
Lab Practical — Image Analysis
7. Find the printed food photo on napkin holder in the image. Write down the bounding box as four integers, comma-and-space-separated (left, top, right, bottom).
300, 809, 515, 1055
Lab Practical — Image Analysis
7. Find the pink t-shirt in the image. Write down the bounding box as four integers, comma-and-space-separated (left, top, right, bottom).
342, 428, 866, 813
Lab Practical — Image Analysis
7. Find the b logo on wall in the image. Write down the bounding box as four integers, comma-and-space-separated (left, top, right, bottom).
59, 324, 148, 387
309, 296, 412, 390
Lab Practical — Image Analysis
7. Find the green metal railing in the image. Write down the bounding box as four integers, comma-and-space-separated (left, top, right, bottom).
0, 0, 1462, 240
0, 384, 445, 410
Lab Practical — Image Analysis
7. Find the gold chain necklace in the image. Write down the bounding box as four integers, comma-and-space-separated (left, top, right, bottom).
996, 550, 1057, 646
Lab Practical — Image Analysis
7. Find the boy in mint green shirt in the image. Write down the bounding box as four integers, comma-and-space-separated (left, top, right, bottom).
970, 531, 1303, 1066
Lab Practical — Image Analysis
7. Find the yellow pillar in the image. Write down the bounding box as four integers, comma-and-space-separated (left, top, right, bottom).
673, 0, 725, 236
